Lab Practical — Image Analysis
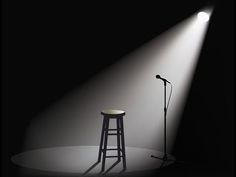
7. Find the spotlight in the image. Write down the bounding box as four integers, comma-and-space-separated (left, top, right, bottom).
197, 11, 210, 22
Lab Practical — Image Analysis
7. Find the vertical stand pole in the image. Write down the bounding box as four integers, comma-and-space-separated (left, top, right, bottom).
163, 80, 168, 161
151, 80, 169, 162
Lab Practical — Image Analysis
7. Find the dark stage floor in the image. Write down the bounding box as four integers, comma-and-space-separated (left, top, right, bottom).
11, 146, 233, 177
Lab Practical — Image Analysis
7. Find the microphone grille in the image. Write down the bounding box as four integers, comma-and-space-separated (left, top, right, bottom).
156, 75, 161, 78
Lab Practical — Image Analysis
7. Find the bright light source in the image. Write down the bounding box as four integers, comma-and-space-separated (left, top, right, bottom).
197, 11, 210, 22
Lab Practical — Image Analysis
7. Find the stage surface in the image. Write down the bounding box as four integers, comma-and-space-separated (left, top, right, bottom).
12, 146, 174, 176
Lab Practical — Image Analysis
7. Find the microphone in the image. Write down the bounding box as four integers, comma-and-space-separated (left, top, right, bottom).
156, 75, 171, 83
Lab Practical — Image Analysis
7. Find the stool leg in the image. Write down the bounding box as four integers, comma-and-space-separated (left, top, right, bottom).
98, 117, 106, 162
102, 118, 109, 171
116, 118, 121, 162
120, 117, 127, 170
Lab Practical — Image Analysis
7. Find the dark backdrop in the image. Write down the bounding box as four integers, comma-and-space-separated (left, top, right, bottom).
1, 0, 234, 176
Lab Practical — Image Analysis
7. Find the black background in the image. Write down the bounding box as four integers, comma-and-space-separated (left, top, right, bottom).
1, 0, 234, 176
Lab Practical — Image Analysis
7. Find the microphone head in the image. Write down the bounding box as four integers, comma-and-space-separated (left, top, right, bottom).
156, 75, 161, 79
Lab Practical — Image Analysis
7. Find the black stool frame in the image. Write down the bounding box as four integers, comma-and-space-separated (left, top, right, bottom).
97, 113, 127, 172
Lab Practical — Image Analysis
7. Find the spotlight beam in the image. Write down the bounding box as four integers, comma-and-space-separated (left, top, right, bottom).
23, 8, 213, 161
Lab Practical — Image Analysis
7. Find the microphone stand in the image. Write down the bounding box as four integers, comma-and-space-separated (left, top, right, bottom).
151, 79, 172, 166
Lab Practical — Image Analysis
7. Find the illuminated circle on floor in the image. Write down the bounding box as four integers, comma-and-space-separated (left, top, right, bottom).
12, 146, 175, 175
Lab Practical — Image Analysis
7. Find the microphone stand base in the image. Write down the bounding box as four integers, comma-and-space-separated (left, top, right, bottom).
151, 154, 172, 162
151, 154, 189, 169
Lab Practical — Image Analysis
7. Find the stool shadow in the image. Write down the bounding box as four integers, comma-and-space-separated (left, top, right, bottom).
82, 161, 100, 176
103, 160, 125, 175
82, 160, 126, 176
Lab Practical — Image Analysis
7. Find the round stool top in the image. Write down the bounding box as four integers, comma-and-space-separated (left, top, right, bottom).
101, 109, 125, 116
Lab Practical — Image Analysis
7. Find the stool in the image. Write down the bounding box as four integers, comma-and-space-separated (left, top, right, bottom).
97, 109, 127, 171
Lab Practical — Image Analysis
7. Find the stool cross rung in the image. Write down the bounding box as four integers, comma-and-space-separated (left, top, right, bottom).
107, 133, 119, 135
102, 148, 122, 151
108, 128, 121, 131
106, 155, 123, 158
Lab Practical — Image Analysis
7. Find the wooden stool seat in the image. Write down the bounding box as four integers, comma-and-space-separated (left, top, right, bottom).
101, 109, 125, 116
